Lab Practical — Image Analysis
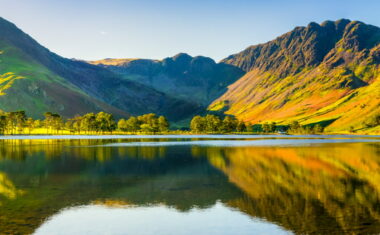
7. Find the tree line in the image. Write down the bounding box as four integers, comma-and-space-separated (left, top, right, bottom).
190, 115, 247, 133
0, 110, 326, 135
189, 115, 324, 134
0, 111, 170, 134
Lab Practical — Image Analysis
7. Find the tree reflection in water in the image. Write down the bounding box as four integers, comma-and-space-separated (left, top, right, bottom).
0, 138, 378, 234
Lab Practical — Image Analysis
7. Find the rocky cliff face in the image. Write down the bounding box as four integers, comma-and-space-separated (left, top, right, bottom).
211, 19, 380, 133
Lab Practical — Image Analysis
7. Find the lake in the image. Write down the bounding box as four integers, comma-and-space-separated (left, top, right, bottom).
0, 135, 379, 234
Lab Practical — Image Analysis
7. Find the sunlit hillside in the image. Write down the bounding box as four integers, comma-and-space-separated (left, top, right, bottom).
210, 20, 380, 134
203, 143, 380, 234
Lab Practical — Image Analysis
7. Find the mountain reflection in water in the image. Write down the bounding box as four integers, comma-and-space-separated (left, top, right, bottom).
0, 137, 378, 234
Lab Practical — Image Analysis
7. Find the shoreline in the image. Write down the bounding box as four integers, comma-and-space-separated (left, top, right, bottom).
0, 134, 379, 140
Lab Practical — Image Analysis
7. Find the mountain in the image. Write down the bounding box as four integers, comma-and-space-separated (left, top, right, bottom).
90, 53, 244, 107
210, 19, 380, 133
0, 17, 200, 121
0, 16, 379, 132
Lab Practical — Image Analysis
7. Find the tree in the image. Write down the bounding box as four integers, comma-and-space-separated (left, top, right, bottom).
69, 116, 83, 133
34, 120, 43, 129
125, 116, 140, 132
138, 113, 159, 133
140, 123, 154, 133
237, 122, 247, 132
270, 122, 277, 133
0, 115, 6, 134
95, 112, 116, 133
313, 124, 324, 134
246, 124, 254, 133
51, 113, 62, 134
289, 121, 301, 133
6, 111, 26, 134
262, 123, 270, 133
16, 111, 27, 133
118, 119, 127, 131
190, 116, 205, 133
222, 116, 238, 133
65, 119, 75, 133
204, 114, 221, 132
158, 116, 169, 132
80, 113, 97, 133
26, 117, 34, 134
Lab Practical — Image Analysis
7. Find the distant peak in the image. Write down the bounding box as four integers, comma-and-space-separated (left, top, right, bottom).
172, 53, 192, 60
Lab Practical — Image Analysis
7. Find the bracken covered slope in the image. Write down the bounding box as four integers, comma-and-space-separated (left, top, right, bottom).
210, 19, 380, 133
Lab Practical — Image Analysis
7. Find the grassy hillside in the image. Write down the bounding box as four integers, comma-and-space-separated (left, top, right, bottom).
0, 17, 201, 121
0, 39, 128, 118
210, 20, 380, 134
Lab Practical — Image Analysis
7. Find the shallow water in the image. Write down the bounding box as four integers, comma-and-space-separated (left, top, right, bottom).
0, 135, 379, 234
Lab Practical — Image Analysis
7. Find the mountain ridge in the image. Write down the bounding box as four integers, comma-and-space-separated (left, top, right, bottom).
0, 16, 378, 132
89, 53, 245, 107
0, 17, 202, 121
210, 19, 380, 133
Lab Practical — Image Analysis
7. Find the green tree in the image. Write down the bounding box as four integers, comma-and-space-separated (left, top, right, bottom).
71, 116, 82, 133
246, 124, 254, 133
95, 112, 116, 133
15, 111, 27, 133
125, 116, 140, 132
6, 111, 26, 134
80, 113, 97, 133
190, 116, 205, 133
222, 116, 238, 133
118, 119, 127, 131
51, 113, 62, 134
270, 122, 277, 133
313, 124, 324, 134
205, 114, 221, 132
288, 121, 301, 133
0, 115, 6, 134
237, 122, 247, 132
262, 123, 270, 133
138, 113, 159, 133
26, 117, 34, 134
158, 116, 169, 132
140, 123, 154, 133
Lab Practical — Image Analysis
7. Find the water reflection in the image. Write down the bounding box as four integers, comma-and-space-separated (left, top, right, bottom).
201, 144, 380, 234
0, 138, 378, 234
34, 203, 290, 235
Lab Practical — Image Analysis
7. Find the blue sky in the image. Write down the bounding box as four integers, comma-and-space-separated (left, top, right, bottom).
0, 0, 379, 61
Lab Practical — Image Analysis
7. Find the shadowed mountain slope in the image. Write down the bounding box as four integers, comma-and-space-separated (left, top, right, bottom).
0, 17, 200, 120
90, 53, 245, 107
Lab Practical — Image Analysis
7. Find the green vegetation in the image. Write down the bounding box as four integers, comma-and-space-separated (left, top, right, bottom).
0, 109, 338, 135
118, 113, 169, 133
189, 115, 327, 134
287, 121, 324, 134
190, 115, 246, 133
364, 114, 380, 128
0, 111, 171, 135
211, 19, 380, 134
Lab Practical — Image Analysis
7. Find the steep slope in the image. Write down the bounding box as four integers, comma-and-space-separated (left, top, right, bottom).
210, 19, 380, 133
0, 17, 200, 120
90, 53, 244, 107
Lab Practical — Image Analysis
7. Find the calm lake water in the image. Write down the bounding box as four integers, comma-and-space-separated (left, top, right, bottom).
0, 135, 379, 235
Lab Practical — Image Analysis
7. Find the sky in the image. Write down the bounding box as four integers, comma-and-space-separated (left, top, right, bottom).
0, 0, 379, 61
